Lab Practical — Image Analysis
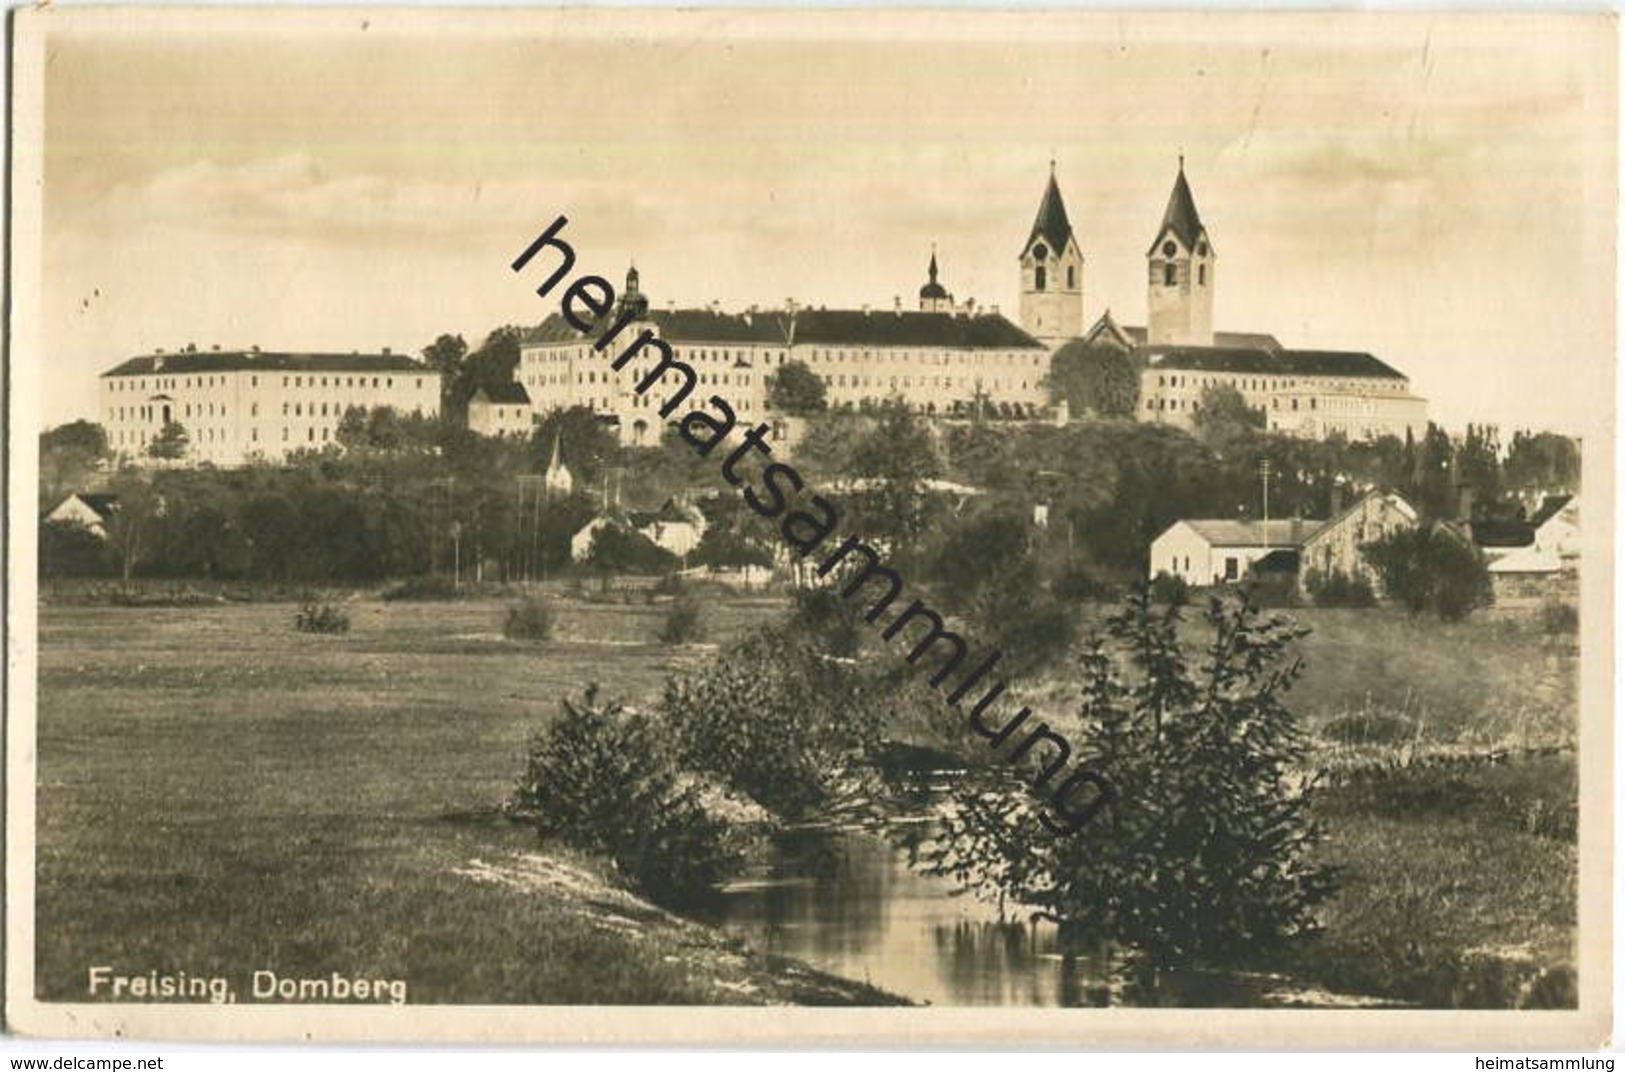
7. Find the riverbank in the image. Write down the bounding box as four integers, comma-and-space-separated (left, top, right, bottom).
33, 598, 904, 1005
32, 595, 1577, 1007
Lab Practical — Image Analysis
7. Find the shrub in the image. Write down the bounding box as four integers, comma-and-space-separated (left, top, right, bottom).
503, 596, 555, 641
662, 628, 883, 819
295, 601, 351, 634
1304, 567, 1377, 609
1244, 572, 1302, 609
927, 586, 1336, 975
658, 596, 707, 645
1148, 570, 1189, 606
1052, 563, 1121, 603
789, 585, 866, 658
512, 689, 743, 906
1363, 527, 1492, 621
381, 574, 459, 602
1540, 599, 1578, 635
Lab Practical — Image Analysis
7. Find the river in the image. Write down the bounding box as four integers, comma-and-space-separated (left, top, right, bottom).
693, 824, 1385, 1008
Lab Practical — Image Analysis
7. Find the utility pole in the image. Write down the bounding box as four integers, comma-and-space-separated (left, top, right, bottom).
1259, 459, 1273, 545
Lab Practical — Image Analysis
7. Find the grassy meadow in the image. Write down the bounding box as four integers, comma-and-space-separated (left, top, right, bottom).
33, 590, 1577, 1006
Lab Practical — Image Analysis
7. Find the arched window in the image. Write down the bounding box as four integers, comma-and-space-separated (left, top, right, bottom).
1066, 266, 1076, 289
1164, 262, 1177, 286
1198, 264, 1206, 286
1035, 265, 1047, 292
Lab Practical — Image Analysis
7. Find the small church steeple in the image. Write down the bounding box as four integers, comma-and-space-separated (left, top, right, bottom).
618, 261, 649, 320
918, 244, 953, 312
544, 432, 574, 497
1018, 164, 1084, 347
1146, 158, 1215, 346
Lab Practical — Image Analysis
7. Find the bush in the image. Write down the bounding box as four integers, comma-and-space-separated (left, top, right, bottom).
662, 629, 883, 819
381, 574, 459, 602
789, 585, 866, 658
513, 689, 743, 906
1148, 570, 1189, 606
1304, 567, 1377, 609
1363, 528, 1492, 621
503, 596, 555, 641
658, 596, 706, 645
1540, 600, 1578, 635
927, 586, 1335, 974
1244, 572, 1302, 609
295, 601, 351, 634
1052, 563, 1121, 603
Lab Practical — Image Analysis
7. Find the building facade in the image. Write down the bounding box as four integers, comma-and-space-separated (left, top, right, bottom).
100, 349, 439, 466
1149, 518, 1323, 587
518, 265, 1049, 444
1298, 490, 1418, 590
467, 383, 534, 438
1136, 345, 1429, 440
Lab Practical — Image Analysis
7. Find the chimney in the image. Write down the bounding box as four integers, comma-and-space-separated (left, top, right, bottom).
382, 346, 392, 355
250, 345, 260, 353
894, 295, 902, 314
211, 343, 221, 352
156, 348, 166, 355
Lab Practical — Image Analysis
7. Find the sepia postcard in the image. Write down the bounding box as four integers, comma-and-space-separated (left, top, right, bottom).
5, 5, 1615, 1048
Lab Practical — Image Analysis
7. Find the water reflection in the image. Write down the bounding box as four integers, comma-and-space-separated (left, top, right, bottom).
696, 825, 1329, 1007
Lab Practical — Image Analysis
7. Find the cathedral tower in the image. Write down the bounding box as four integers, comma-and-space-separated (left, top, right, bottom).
1146, 158, 1215, 347
1018, 165, 1084, 346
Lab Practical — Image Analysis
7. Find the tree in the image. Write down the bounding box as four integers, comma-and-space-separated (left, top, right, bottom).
767, 360, 827, 415
146, 421, 190, 462
447, 326, 523, 422
1191, 384, 1265, 451
1504, 430, 1581, 494
927, 588, 1335, 987
846, 399, 945, 558
1362, 526, 1493, 621
422, 332, 469, 411
102, 470, 161, 585
1046, 343, 1142, 417
586, 523, 677, 576
40, 421, 109, 507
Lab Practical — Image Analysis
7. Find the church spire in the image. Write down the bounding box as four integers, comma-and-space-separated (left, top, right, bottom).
918, 243, 951, 311
1024, 169, 1077, 259
1149, 160, 1209, 255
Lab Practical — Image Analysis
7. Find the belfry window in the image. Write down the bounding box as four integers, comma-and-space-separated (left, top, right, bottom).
1066, 266, 1076, 289
1198, 264, 1206, 285
1164, 262, 1177, 286
1035, 266, 1047, 291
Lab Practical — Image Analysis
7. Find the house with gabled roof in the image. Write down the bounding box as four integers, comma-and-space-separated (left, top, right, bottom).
44, 492, 119, 539
1149, 517, 1325, 587
467, 382, 534, 438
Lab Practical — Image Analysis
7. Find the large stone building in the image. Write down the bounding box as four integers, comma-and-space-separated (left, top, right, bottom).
1025, 161, 1429, 441
100, 348, 439, 466
518, 259, 1049, 444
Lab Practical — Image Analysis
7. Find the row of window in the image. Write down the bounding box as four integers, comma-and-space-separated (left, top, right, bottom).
110, 374, 425, 392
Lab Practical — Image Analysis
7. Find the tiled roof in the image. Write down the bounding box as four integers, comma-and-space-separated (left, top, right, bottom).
1530, 494, 1576, 529
1148, 165, 1209, 255
791, 309, 1045, 350
525, 308, 1044, 352
103, 351, 428, 377
1142, 346, 1406, 380
1023, 172, 1076, 258
1086, 318, 1282, 353
1180, 518, 1326, 548
474, 383, 532, 406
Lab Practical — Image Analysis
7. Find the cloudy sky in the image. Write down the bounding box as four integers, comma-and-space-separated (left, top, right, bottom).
30, 9, 1615, 435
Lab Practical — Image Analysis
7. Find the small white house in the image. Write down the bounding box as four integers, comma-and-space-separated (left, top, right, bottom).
44, 493, 118, 539
468, 384, 534, 438
1149, 518, 1323, 587
1532, 495, 1580, 557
